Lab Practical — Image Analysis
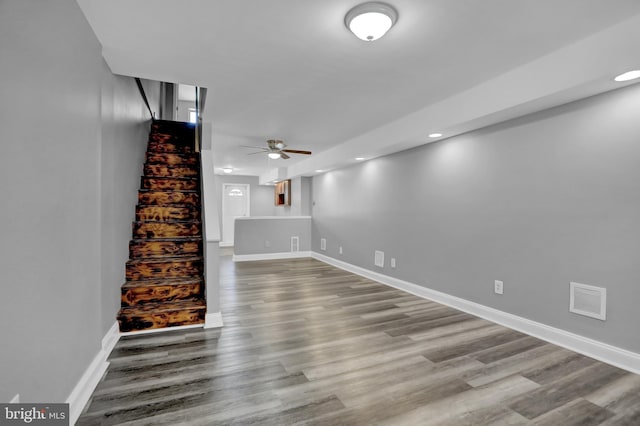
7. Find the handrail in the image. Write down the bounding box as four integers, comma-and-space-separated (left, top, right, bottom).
195, 87, 200, 152
194, 87, 208, 152
135, 77, 155, 120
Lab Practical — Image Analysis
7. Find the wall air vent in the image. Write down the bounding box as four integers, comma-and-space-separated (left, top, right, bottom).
291, 236, 299, 252
569, 282, 606, 321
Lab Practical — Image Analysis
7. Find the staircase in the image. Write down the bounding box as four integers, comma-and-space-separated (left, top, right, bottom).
117, 120, 206, 332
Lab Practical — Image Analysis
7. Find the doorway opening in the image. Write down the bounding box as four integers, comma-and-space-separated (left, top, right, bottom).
221, 183, 250, 247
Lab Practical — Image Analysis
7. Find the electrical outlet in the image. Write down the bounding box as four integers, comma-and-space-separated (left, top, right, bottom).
374, 250, 384, 267
320, 238, 327, 251
339, 246, 343, 255
494, 280, 504, 295
390, 258, 396, 268
265, 240, 271, 248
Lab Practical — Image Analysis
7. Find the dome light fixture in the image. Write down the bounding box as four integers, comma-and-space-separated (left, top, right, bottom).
614, 70, 640, 82
268, 152, 282, 159
345, 2, 398, 41
222, 167, 233, 174
428, 133, 443, 138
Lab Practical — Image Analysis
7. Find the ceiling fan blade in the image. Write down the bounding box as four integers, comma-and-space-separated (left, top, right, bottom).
240, 145, 267, 150
280, 152, 291, 159
247, 151, 266, 155
282, 149, 312, 155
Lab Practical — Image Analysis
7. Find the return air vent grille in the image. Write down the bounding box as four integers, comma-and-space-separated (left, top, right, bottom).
291, 236, 299, 252
569, 282, 606, 321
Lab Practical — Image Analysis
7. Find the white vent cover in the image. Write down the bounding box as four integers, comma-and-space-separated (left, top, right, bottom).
374, 250, 385, 268
291, 236, 299, 252
320, 238, 327, 251
570, 282, 606, 321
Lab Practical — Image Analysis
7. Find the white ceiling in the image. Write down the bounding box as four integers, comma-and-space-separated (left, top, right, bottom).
77, 0, 640, 180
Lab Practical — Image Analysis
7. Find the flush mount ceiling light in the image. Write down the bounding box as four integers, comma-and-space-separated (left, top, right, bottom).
614, 70, 640, 82
345, 2, 398, 41
428, 133, 443, 138
222, 167, 233, 174
355, 157, 365, 161
268, 152, 282, 159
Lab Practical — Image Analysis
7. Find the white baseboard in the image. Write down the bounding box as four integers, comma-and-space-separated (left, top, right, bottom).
233, 251, 312, 262
204, 312, 224, 329
67, 321, 120, 425
119, 323, 203, 337
10, 394, 19, 403
311, 252, 640, 375
219, 242, 233, 248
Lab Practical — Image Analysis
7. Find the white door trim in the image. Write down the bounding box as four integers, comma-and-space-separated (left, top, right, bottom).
221, 183, 250, 246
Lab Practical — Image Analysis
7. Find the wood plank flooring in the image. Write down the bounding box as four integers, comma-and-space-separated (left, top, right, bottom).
78, 257, 640, 425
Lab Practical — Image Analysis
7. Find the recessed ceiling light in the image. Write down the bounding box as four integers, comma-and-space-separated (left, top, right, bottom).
222, 167, 233, 174
429, 133, 443, 138
355, 157, 365, 161
268, 152, 282, 159
614, 70, 640, 82
345, 2, 398, 41
315, 169, 324, 173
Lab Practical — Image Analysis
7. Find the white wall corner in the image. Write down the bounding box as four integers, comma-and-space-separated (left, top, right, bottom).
311, 252, 640, 376
67, 322, 120, 425
10, 394, 20, 403
204, 312, 224, 329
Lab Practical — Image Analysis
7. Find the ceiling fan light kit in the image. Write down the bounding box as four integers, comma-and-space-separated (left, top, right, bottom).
242, 139, 312, 160
345, 2, 398, 41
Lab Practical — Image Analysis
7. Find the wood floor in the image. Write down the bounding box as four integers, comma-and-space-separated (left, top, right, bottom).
78, 257, 640, 425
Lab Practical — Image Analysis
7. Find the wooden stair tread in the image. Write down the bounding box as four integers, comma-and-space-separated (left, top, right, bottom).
118, 298, 206, 315
136, 204, 199, 210
126, 256, 202, 265
133, 220, 202, 224
138, 188, 199, 194
130, 237, 202, 244
142, 176, 199, 181
121, 277, 202, 289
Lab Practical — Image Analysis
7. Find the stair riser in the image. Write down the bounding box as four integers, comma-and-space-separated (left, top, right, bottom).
146, 153, 199, 166
138, 191, 200, 206
147, 140, 194, 154
121, 283, 202, 307
133, 222, 201, 239
126, 260, 203, 280
143, 164, 199, 178
142, 177, 199, 191
118, 308, 205, 332
135, 206, 199, 221
130, 240, 201, 258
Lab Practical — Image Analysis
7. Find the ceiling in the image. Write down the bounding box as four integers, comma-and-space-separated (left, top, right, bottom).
77, 0, 640, 181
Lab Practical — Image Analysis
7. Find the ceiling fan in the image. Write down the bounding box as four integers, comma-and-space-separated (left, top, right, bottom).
242, 139, 312, 159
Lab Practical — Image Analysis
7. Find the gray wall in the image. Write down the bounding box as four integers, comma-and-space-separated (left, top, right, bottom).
312, 84, 640, 353
100, 74, 159, 334
235, 217, 312, 255
177, 99, 195, 122
0, 0, 158, 402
